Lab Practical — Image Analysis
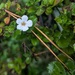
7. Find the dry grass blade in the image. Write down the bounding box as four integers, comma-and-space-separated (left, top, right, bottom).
34, 26, 73, 61
5, 9, 21, 18
31, 30, 72, 75
5, 10, 17, 19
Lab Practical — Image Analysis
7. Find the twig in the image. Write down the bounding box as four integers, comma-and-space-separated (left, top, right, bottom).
34, 50, 48, 56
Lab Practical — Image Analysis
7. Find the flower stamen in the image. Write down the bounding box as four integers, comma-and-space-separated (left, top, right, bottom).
21, 22, 26, 26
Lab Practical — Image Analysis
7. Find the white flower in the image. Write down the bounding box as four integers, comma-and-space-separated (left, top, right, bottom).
16, 15, 33, 31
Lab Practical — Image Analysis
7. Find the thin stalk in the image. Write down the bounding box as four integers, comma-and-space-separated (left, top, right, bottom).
5, 9, 20, 18
34, 51, 48, 56
31, 30, 72, 75
34, 26, 73, 61
5, 10, 17, 19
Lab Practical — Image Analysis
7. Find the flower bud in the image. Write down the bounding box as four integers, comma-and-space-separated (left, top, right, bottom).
4, 17, 10, 25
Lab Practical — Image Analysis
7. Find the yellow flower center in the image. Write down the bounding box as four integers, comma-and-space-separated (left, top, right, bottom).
21, 22, 26, 26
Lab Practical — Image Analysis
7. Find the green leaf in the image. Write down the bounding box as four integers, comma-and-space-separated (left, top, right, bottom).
73, 26, 75, 33
0, 22, 5, 28
49, 0, 55, 5
5, 0, 11, 9
73, 44, 75, 51
8, 63, 14, 69
23, 0, 34, 6
25, 57, 31, 64
71, 3, 75, 16
0, 28, 2, 33
42, 0, 49, 6
66, 60, 75, 71
58, 54, 67, 62
64, 47, 75, 55
21, 63, 26, 69
5, 25, 15, 33
53, 0, 63, 6
45, 6, 53, 15
56, 37, 69, 48
3, 32, 10, 37
0, 3, 5, 9
13, 30, 21, 38
16, 3, 21, 10
29, 16, 37, 24
0, 22, 4, 34
14, 64, 21, 74
16, 8, 26, 16
28, 7, 36, 14
55, 14, 68, 25
47, 61, 66, 75
0, 11, 6, 19
36, 7, 45, 16
31, 38, 39, 46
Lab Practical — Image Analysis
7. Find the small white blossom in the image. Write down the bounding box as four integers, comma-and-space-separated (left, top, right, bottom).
16, 15, 33, 31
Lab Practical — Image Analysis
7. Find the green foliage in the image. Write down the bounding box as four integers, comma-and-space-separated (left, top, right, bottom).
47, 61, 66, 75
71, 3, 75, 16
46, 6, 53, 15
73, 44, 75, 51
0, 3, 5, 9
0, 0, 75, 75
48, 60, 75, 75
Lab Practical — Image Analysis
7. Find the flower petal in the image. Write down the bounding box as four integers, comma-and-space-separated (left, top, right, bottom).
16, 18, 21, 24
17, 25, 22, 31
26, 20, 33, 27
22, 15, 28, 21
22, 26, 29, 31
